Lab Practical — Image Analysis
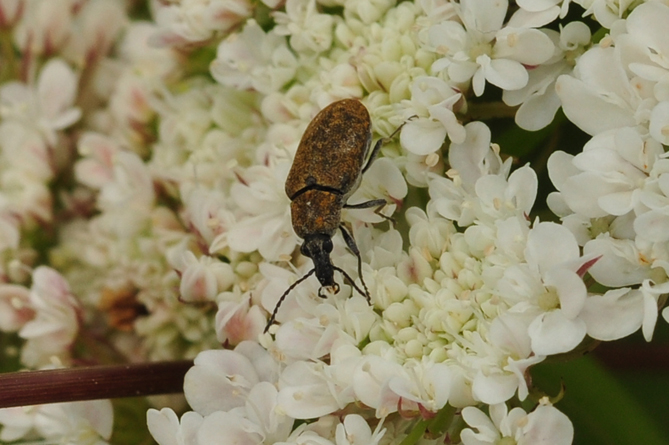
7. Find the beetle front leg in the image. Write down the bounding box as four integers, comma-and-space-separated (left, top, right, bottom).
361, 117, 414, 174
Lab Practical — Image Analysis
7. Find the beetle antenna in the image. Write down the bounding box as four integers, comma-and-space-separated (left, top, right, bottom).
332, 265, 371, 305
264, 268, 316, 333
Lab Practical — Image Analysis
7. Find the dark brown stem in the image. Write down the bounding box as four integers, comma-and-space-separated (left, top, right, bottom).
0, 360, 193, 408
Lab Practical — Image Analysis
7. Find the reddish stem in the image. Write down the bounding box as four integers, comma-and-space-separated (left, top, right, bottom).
0, 360, 193, 408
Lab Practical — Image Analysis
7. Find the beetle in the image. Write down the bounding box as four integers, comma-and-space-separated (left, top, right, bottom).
264, 98, 405, 332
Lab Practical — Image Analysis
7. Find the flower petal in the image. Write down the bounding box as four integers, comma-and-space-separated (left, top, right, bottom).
528, 311, 587, 355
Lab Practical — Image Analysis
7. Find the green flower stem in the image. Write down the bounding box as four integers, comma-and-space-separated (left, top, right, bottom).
0, 360, 192, 408
0, 28, 17, 83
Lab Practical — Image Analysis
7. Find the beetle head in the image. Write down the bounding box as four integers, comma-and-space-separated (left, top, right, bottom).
300, 234, 339, 296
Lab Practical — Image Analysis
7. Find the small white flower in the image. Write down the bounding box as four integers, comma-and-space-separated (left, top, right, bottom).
548, 127, 659, 219
514, 0, 571, 25
0, 405, 36, 442
555, 46, 650, 137
0, 283, 34, 332
503, 22, 591, 131
215, 295, 266, 345
184, 345, 274, 415
335, 414, 386, 445
227, 163, 297, 262
461, 402, 573, 445
181, 188, 234, 253
210, 20, 297, 94
35, 399, 114, 444
399, 76, 465, 155
429, 0, 554, 96
274, 0, 335, 54
345, 157, 407, 224
616, 2, 669, 86
0, 212, 20, 252
0, 0, 22, 27
0, 58, 81, 144
147, 408, 202, 445
447, 121, 509, 192
61, 0, 127, 65
97, 151, 155, 238
19, 267, 81, 368
636, 280, 669, 341
311, 63, 364, 108
119, 22, 182, 78
152, 0, 253, 45
387, 360, 452, 412
580, 288, 644, 341
0, 399, 113, 444
582, 235, 650, 287
497, 222, 595, 356
74, 132, 121, 189
351, 354, 405, 417
195, 409, 263, 444
649, 102, 669, 146
429, 121, 521, 227
345, 0, 397, 24
576, 0, 635, 28
13, 0, 75, 54
176, 251, 235, 302
278, 360, 346, 419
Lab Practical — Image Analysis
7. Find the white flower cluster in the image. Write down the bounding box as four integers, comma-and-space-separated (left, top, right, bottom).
548, 1, 669, 340
137, 0, 662, 443
0, 398, 113, 445
0, 0, 666, 443
0, 1, 125, 442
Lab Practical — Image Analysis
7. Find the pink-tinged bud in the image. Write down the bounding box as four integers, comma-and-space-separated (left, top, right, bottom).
0, 0, 23, 28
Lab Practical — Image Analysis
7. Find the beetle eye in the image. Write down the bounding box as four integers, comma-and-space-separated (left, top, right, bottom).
300, 243, 310, 258
323, 238, 333, 253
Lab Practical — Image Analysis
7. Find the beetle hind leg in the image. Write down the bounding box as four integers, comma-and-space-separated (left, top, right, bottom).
344, 199, 395, 226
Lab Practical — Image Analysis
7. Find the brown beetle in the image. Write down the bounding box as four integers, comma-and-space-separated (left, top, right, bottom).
265, 99, 405, 332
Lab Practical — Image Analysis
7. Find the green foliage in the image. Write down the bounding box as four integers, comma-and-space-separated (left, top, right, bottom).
532, 356, 668, 445
111, 397, 157, 445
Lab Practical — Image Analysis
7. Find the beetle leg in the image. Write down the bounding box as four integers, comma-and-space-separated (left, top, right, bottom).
338, 225, 372, 305
344, 199, 387, 209
344, 199, 395, 226
361, 117, 414, 174
332, 266, 370, 305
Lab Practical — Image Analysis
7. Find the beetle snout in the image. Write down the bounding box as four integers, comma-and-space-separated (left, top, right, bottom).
301, 234, 337, 292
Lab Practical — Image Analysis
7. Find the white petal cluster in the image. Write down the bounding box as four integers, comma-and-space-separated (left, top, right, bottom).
428, 0, 555, 97
0, 398, 113, 445
461, 401, 573, 445
155, 123, 590, 442
0, 267, 81, 368
152, 0, 253, 46
0, 59, 80, 252
130, 1, 669, 443
548, 2, 669, 339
